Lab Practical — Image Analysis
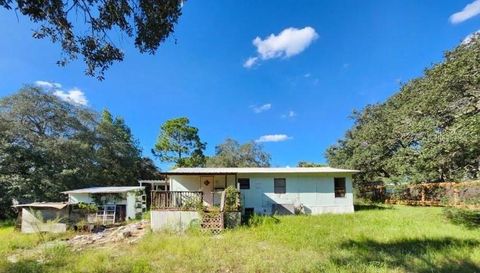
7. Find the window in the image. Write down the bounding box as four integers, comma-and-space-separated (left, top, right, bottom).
334, 177, 346, 198
238, 178, 250, 189
244, 207, 254, 215
274, 178, 286, 194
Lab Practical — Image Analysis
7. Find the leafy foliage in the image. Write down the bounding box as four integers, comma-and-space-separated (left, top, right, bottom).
76, 202, 98, 213
94, 110, 142, 185
206, 138, 270, 167
153, 117, 206, 167
0, 87, 159, 219
297, 161, 327, 167
326, 37, 480, 186
224, 185, 240, 212
0, 0, 183, 80
138, 157, 163, 180
180, 196, 203, 211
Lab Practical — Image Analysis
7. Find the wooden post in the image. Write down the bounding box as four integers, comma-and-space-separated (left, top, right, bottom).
421, 186, 425, 205
453, 187, 459, 207
220, 190, 226, 212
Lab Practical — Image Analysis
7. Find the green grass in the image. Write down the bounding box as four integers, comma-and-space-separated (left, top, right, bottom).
1, 206, 480, 273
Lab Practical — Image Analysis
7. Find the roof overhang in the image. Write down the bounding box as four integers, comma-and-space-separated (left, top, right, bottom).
13, 202, 69, 209
62, 186, 145, 194
161, 167, 360, 175
160, 172, 238, 175
138, 180, 168, 184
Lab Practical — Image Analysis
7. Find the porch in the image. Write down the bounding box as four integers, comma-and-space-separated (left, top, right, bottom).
148, 172, 242, 232
150, 190, 240, 211
150, 173, 240, 210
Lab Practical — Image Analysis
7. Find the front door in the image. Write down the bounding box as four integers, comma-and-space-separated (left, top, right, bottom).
200, 176, 214, 207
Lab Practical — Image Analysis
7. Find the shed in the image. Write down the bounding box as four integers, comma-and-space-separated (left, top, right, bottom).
13, 202, 69, 233
62, 186, 146, 223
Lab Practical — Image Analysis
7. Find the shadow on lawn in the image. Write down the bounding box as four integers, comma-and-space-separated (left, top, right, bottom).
354, 204, 392, 211
333, 237, 480, 273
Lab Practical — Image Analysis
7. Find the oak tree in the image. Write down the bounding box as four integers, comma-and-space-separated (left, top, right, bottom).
1, 0, 184, 80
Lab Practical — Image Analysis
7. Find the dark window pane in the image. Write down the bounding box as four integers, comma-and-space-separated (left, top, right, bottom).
334, 177, 346, 198
274, 178, 286, 194
238, 178, 250, 189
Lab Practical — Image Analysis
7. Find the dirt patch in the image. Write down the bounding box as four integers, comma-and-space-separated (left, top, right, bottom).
68, 220, 149, 251
6, 221, 149, 264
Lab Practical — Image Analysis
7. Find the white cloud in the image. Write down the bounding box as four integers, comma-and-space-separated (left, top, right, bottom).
255, 134, 292, 143
35, 80, 88, 106
462, 30, 480, 44
282, 110, 297, 118
34, 80, 62, 89
450, 0, 480, 24
53, 88, 88, 106
251, 103, 272, 113
244, 26, 318, 68
243, 57, 258, 68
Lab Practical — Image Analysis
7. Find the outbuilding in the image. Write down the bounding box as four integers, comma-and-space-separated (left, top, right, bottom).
63, 186, 146, 224
14, 202, 69, 233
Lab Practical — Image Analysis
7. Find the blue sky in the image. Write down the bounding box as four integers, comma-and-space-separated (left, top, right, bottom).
1, 1, 480, 170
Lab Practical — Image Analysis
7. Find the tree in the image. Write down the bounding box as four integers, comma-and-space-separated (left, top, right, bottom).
0, 0, 183, 80
95, 109, 142, 185
0, 87, 156, 219
297, 161, 327, 167
0, 86, 97, 218
206, 138, 270, 167
326, 37, 480, 186
153, 117, 206, 167
137, 157, 162, 180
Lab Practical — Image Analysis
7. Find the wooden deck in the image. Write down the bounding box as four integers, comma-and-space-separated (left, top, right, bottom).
151, 191, 203, 210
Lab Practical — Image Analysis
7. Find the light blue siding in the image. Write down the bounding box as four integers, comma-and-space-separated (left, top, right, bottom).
170, 173, 354, 215
238, 173, 353, 214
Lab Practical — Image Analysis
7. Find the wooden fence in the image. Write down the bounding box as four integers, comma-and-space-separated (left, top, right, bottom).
360, 180, 480, 209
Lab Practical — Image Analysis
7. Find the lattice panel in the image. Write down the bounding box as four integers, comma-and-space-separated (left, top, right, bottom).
201, 212, 224, 234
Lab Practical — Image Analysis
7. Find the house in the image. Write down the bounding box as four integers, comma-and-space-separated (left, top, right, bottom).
62, 186, 146, 224
150, 167, 358, 231
13, 202, 69, 233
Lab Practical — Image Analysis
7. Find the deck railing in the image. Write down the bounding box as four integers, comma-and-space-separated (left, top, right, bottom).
151, 191, 203, 210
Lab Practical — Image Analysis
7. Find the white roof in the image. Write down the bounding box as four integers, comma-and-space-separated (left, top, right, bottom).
164, 167, 359, 174
13, 202, 69, 209
138, 180, 167, 184
62, 186, 144, 194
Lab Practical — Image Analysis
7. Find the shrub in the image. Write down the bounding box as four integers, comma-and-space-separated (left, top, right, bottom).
181, 197, 203, 211
0, 219, 15, 228
224, 186, 240, 211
